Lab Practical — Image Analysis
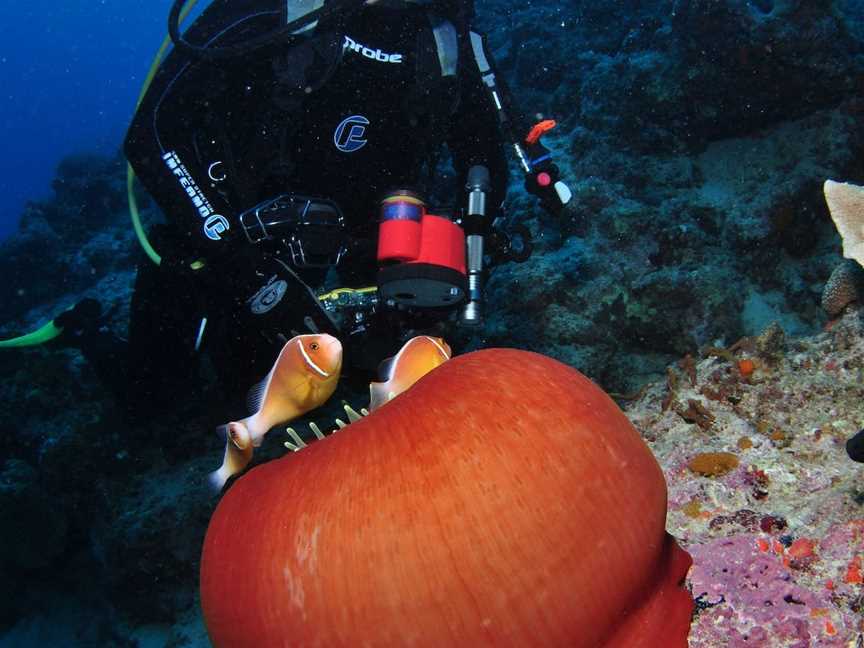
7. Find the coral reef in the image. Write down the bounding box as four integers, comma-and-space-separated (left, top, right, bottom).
0, 0, 863, 645
484, 0, 864, 151
480, 88, 862, 394
624, 309, 864, 644
825, 180, 864, 269
0, 151, 139, 328
0, 460, 67, 626
822, 259, 864, 317
688, 452, 741, 477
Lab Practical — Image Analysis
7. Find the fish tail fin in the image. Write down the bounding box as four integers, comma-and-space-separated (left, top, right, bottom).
208, 422, 253, 493
207, 465, 231, 493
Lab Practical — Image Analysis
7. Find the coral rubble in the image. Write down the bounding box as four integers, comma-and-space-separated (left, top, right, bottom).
624, 311, 864, 645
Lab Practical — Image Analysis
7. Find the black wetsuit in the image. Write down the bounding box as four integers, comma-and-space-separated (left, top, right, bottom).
126, 1, 508, 256
115, 0, 511, 414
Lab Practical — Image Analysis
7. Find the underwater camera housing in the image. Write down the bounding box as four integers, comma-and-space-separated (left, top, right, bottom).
239, 194, 347, 268
376, 191, 468, 309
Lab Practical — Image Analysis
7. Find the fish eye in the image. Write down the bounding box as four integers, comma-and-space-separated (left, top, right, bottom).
310, 342, 320, 351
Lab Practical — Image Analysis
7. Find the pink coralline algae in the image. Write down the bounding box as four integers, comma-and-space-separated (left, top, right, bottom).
690, 535, 822, 623
687, 529, 863, 646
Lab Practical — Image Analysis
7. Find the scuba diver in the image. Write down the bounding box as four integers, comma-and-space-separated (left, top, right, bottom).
32, 0, 573, 418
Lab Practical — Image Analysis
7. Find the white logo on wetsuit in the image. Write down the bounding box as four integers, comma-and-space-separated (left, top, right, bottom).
342, 35, 403, 64
162, 151, 230, 242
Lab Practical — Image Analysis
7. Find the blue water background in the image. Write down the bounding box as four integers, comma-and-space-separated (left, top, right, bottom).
0, 1, 186, 241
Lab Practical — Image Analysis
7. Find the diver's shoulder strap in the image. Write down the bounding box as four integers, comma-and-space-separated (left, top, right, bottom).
468, 30, 492, 76
284, 0, 325, 33
429, 17, 459, 78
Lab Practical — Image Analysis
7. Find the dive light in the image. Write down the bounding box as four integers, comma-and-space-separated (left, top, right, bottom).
460, 165, 490, 326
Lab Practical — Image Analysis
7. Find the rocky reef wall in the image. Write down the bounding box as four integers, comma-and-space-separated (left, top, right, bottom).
0, 0, 862, 645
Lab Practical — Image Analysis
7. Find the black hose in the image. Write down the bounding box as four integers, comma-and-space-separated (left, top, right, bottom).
168, 0, 368, 61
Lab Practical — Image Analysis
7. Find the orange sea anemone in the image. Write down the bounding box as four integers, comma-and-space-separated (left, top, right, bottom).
200, 349, 693, 647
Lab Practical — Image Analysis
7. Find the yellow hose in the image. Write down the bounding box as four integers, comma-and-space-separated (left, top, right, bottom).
129, 0, 201, 266
0, 320, 63, 348
318, 286, 377, 302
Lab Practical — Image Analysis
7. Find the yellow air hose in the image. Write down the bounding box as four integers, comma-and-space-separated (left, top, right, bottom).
0, 320, 64, 347
317, 286, 378, 303
129, 0, 201, 267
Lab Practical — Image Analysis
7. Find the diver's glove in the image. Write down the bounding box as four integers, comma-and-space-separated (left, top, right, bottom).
52, 298, 106, 347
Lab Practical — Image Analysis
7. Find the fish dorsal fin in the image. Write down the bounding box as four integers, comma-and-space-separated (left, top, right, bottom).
376, 355, 397, 382
245, 339, 298, 414
246, 371, 272, 414
377, 338, 415, 381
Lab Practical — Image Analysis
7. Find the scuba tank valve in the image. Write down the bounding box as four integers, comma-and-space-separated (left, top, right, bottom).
461, 165, 490, 327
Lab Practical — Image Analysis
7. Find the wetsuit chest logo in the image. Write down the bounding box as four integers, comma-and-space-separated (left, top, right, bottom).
343, 35, 403, 64
334, 115, 370, 153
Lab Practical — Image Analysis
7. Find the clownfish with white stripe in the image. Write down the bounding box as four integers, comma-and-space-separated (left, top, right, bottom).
208, 334, 342, 491
369, 335, 451, 411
